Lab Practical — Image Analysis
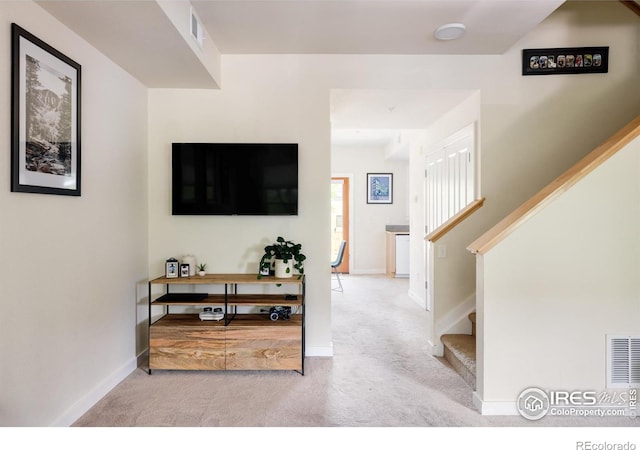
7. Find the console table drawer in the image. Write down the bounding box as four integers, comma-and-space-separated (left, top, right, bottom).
225, 325, 302, 371
149, 325, 225, 370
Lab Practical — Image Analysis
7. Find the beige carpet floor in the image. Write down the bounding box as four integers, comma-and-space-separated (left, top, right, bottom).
72, 275, 637, 428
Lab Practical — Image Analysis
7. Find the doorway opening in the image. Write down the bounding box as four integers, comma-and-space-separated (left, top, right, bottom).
329, 88, 478, 310
331, 177, 350, 273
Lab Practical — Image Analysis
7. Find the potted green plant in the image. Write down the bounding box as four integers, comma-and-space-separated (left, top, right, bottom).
258, 236, 306, 279
197, 263, 207, 276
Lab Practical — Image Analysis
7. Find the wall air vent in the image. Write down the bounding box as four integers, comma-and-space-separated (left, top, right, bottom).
607, 334, 640, 388
190, 7, 203, 48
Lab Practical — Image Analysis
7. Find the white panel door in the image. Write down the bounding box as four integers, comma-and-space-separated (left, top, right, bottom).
425, 127, 475, 233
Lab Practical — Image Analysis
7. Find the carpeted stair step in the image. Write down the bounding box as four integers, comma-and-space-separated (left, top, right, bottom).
441, 333, 476, 390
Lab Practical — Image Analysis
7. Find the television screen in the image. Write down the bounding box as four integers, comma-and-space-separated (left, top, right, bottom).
172, 143, 298, 215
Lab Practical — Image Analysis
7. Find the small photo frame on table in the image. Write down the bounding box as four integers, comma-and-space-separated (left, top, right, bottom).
180, 264, 190, 277
367, 173, 393, 204
165, 259, 179, 278
11, 23, 81, 196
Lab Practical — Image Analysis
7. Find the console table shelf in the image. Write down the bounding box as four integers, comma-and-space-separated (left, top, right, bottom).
150, 273, 303, 285
147, 274, 305, 374
152, 313, 303, 328
152, 293, 303, 307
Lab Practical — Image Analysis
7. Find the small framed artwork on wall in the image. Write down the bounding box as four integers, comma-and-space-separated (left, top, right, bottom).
367, 173, 393, 204
522, 46, 609, 76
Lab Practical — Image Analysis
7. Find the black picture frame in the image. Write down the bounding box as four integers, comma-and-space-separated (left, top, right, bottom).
367, 173, 393, 204
11, 23, 81, 196
522, 47, 608, 76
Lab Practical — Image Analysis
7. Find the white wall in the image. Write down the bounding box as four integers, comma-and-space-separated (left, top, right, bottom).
331, 145, 409, 274
472, 1, 640, 234
0, 2, 148, 426
412, 1, 640, 352
478, 135, 640, 406
147, 60, 334, 353
147, 1, 640, 365
2, 0, 638, 426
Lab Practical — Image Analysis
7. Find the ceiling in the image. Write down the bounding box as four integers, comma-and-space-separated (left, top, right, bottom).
330, 88, 478, 154
192, 0, 565, 55
36, 0, 567, 152
37, 0, 566, 86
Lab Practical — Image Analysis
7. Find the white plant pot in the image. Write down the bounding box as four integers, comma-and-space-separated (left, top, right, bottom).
274, 259, 293, 278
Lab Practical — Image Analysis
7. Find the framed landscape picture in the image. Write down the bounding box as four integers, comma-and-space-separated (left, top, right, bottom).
11, 23, 81, 196
367, 173, 393, 204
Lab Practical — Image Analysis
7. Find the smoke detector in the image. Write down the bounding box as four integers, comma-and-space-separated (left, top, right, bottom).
434, 23, 466, 41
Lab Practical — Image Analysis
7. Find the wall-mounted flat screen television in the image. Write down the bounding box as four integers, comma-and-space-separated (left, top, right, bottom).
172, 143, 298, 215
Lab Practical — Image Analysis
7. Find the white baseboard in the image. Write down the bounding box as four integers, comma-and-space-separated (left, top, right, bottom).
349, 269, 386, 275
472, 392, 519, 415
51, 356, 138, 426
51, 342, 333, 426
306, 343, 334, 357
429, 339, 444, 357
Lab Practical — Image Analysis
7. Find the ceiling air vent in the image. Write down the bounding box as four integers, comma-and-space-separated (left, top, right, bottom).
607, 335, 640, 388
